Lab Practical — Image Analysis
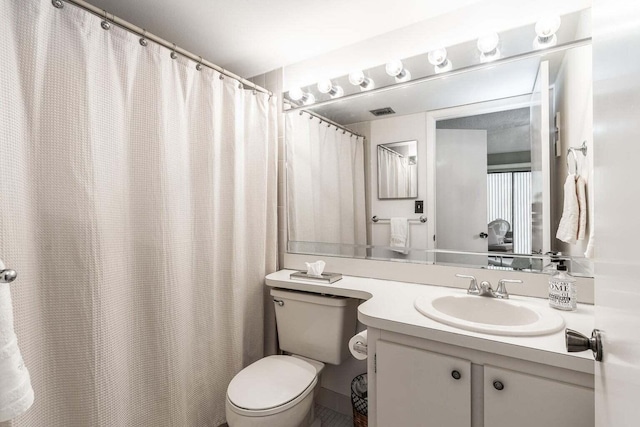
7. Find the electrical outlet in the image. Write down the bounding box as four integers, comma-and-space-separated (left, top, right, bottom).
415, 200, 424, 214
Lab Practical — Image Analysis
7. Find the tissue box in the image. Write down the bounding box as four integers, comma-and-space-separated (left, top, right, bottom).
290, 271, 343, 284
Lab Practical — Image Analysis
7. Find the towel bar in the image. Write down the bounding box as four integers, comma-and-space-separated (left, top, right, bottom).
371, 215, 427, 223
0, 269, 17, 283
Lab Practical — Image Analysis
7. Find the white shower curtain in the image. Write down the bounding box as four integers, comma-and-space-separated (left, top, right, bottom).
0, 2, 277, 426
286, 113, 366, 256
377, 147, 416, 198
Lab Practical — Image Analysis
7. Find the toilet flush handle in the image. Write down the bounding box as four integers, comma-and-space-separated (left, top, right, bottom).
273, 299, 284, 307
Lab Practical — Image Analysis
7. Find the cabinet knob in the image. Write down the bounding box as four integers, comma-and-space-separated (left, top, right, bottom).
493, 380, 505, 391
451, 370, 461, 380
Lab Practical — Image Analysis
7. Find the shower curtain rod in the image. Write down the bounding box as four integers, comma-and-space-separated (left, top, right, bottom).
57, 0, 272, 97
284, 100, 364, 139
378, 144, 403, 157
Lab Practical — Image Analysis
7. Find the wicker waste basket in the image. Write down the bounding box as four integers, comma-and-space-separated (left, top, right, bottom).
351, 373, 368, 427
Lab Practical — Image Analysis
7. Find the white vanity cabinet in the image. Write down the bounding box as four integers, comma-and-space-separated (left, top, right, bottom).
376, 340, 471, 427
370, 331, 594, 427
484, 366, 594, 427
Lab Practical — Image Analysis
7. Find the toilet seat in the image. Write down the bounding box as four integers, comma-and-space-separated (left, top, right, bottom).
227, 355, 317, 417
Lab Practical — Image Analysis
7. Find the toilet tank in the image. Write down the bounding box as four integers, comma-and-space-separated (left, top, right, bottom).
271, 288, 358, 365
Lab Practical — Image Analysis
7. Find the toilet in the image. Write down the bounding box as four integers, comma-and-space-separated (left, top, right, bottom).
225, 288, 358, 427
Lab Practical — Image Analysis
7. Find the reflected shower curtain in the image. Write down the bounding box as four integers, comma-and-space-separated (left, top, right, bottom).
286, 113, 366, 256
377, 148, 416, 198
0, 2, 277, 426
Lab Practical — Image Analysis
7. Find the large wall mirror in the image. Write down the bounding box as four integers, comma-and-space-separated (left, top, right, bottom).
284, 9, 593, 276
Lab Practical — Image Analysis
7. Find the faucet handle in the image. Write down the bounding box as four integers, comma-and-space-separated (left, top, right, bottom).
496, 279, 523, 299
456, 274, 480, 295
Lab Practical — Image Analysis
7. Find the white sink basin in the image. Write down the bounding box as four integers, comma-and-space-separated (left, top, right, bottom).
414, 294, 565, 336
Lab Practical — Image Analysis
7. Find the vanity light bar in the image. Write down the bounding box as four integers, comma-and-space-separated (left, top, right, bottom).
286, 37, 591, 113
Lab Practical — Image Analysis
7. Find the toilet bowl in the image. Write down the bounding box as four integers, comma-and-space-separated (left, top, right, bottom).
225, 288, 358, 427
225, 355, 324, 427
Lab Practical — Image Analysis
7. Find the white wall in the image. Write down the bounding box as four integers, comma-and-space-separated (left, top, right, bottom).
359, 113, 430, 260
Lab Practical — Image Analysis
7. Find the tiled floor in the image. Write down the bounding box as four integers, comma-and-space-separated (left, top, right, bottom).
315, 404, 353, 427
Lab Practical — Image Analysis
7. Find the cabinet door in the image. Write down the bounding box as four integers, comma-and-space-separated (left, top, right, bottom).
376, 340, 471, 427
484, 365, 594, 427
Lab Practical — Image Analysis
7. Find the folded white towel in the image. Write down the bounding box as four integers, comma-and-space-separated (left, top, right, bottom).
0, 259, 34, 422
576, 175, 587, 241
390, 217, 409, 254
556, 174, 580, 244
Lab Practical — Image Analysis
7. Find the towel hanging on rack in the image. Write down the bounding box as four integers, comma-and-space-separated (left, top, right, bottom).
0, 259, 34, 422
556, 174, 587, 244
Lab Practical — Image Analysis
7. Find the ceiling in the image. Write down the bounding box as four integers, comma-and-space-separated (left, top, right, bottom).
86, 0, 482, 78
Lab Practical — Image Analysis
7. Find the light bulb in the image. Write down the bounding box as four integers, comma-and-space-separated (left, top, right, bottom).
385, 60, 404, 77
477, 33, 499, 53
302, 93, 315, 105
288, 87, 315, 104
317, 80, 344, 98
348, 70, 365, 86
428, 48, 448, 66
288, 87, 304, 101
535, 16, 561, 38
533, 16, 561, 50
478, 33, 500, 63
428, 48, 452, 74
395, 69, 411, 83
349, 70, 374, 91
317, 79, 334, 94
330, 85, 344, 98
386, 60, 411, 83
433, 60, 452, 74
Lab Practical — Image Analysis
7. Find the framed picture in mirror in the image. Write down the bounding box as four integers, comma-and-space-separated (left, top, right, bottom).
377, 140, 418, 199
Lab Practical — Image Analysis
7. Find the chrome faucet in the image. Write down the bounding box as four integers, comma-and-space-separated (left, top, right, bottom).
455, 274, 522, 299
495, 279, 523, 299
455, 274, 480, 295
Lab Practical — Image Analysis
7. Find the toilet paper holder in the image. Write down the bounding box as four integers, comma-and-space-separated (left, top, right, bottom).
352, 341, 367, 355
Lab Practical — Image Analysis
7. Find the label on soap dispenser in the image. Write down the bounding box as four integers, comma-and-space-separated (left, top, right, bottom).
549, 280, 577, 311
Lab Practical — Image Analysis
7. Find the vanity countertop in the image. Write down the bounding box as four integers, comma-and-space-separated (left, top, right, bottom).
266, 269, 595, 374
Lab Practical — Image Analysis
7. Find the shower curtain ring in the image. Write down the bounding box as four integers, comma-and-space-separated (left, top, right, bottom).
196, 56, 203, 71
101, 10, 111, 30
52, 0, 64, 9
238, 83, 243, 89
139, 29, 148, 47
252, 89, 257, 96
170, 44, 178, 59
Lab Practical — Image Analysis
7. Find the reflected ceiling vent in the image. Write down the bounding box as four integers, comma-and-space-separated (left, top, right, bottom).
369, 107, 395, 117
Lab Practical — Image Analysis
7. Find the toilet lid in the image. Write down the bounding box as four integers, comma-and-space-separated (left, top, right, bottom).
227, 355, 316, 411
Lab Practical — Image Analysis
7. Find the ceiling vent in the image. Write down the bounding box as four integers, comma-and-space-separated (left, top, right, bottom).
369, 107, 395, 117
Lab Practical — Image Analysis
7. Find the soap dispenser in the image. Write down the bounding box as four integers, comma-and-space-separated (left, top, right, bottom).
548, 264, 577, 311
542, 252, 562, 274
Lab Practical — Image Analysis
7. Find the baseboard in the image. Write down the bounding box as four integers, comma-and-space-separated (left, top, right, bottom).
316, 387, 353, 419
